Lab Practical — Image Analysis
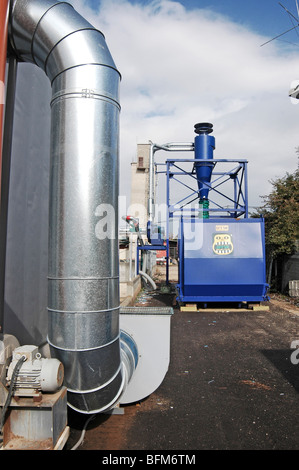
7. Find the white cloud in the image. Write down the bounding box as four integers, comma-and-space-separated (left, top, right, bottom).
70, 0, 299, 211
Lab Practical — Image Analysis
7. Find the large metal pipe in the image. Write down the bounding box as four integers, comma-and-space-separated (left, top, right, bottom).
9, 0, 124, 414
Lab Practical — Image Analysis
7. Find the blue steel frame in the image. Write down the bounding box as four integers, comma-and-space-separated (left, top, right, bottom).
161, 156, 269, 303
154, 157, 249, 285
142, 133, 268, 304
136, 244, 166, 275
165, 158, 249, 220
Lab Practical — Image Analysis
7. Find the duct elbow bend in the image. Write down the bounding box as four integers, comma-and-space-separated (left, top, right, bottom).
10, 0, 121, 116
10, 0, 120, 80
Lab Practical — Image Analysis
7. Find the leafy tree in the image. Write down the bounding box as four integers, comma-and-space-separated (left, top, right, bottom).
252, 168, 299, 287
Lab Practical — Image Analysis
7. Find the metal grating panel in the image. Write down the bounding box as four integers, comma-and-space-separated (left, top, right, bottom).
120, 307, 174, 316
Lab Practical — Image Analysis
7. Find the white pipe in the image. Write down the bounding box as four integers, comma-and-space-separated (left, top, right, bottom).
148, 141, 194, 222
139, 270, 157, 290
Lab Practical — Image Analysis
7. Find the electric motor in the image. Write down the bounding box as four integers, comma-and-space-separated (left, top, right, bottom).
6, 345, 64, 397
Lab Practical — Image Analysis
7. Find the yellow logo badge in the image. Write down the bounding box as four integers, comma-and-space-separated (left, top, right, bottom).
212, 233, 233, 255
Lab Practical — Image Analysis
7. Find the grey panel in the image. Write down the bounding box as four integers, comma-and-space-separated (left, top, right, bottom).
4, 63, 51, 347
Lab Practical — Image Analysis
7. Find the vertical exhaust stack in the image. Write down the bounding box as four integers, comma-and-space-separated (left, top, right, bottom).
9, 0, 124, 414
194, 122, 215, 218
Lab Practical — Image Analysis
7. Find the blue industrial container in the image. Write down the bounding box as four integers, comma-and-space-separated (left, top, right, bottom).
177, 217, 268, 303
148, 121, 269, 305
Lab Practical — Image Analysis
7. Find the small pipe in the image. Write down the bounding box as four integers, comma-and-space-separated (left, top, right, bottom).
149, 143, 154, 222
139, 270, 157, 290
148, 141, 194, 222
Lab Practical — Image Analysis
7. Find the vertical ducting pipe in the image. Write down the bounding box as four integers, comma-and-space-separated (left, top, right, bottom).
9, 0, 124, 413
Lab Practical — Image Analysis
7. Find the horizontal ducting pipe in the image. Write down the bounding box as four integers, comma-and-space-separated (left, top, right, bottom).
9, 0, 127, 413
148, 142, 194, 221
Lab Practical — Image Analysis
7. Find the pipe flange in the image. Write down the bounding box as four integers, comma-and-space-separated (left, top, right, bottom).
194, 122, 213, 135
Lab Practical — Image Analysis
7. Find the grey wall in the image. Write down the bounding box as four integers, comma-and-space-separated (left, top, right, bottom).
4, 63, 51, 348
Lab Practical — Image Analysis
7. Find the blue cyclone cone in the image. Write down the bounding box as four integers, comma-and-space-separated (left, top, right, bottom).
194, 122, 215, 201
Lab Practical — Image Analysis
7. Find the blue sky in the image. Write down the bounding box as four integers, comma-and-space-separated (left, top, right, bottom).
86, 0, 299, 39
191, 0, 299, 37
70, 0, 299, 216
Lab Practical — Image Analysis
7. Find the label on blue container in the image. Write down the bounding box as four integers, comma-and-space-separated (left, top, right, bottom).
212, 232, 234, 255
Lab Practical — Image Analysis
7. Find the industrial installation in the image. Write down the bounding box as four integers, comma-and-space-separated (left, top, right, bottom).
0, 0, 268, 450
143, 122, 269, 308
0, 0, 172, 449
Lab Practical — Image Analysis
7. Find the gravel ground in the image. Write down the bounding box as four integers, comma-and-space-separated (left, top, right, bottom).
65, 270, 299, 452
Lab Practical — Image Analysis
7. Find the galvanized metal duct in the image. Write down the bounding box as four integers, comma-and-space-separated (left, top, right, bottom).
9, 0, 128, 414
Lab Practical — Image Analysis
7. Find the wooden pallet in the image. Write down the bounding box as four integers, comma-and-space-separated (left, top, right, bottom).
180, 303, 269, 312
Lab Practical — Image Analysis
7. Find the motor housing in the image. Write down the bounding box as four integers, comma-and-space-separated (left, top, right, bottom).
6, 345, 64, 397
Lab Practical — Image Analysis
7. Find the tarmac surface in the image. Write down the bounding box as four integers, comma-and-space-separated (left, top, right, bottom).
64, 269, 299, 453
